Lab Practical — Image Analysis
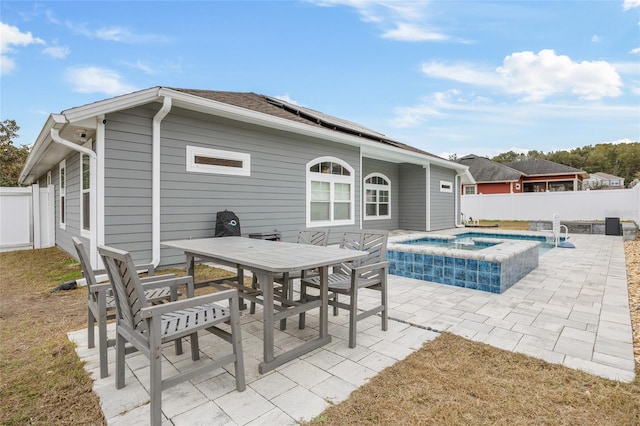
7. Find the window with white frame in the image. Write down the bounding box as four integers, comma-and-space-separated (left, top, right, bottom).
307, 157, 354, 226
186, 145, 250, 176
463, 185, 476, 195
364, 173, 391, 219
440, 180, 453, 193
80, 154, 90, 234
59, 160, 66, 229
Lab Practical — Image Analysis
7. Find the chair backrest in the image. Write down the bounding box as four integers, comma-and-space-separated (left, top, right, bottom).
98, 245, 150, 338
297, 229, 330, 246
336, 231, 388, 278
72, 237, 100, 298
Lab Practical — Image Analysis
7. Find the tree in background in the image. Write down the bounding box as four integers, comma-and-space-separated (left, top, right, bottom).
491, 142, 640, 188
0, 119, 30, 187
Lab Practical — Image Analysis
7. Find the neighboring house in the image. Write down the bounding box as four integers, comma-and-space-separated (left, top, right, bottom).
583, 172, 625, 189
457, 154, 588, 194
19, 87, 474, 268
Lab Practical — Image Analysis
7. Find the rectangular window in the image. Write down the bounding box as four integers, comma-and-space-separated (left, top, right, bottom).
186, 145, 250, 176
463, 185, 476, 195
440, 180, 453, 193
81, 154, 90, 233
310, 181, 331, 221
59, 160, 66, 229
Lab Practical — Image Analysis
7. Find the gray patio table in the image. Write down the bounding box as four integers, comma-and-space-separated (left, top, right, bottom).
162, 237, 368, 374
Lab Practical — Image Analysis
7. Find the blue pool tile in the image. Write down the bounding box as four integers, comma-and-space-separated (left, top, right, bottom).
444, 257, 454, 268
434, 256, 444, 267
455, 257, 466, 269
444, 267, 453, 279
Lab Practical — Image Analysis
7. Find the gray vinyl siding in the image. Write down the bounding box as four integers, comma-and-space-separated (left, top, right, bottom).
362, 158, 399, 230
103, 106, 155, 263
52, 151, 83, 258
398, 163, 426, 231
430, 165, 456, 230
104, 104, 362, 266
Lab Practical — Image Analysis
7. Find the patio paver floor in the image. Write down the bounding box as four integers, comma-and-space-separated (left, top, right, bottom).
69, 231, 636, 425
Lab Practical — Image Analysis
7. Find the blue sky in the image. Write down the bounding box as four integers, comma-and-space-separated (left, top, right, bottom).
1, 1, 639, 159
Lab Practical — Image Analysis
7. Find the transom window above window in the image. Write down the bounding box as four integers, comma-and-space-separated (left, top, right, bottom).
306, 157, 355, 227
309, 161, 351, 176
364, 173, 391, 220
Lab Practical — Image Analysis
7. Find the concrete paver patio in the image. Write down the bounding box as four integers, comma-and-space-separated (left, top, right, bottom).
68, 231, 635, 425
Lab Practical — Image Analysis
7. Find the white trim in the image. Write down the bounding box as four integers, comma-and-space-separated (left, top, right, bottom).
425, 164, 431, 231
46, 171, 51, 186
152, 97, 172, 268
96, 116, 105, 252
80, 144, 91, 238
186, 145, 251, 176
363, 172, 391, 221
58, 160, 66, 230
305, 156, 355, 228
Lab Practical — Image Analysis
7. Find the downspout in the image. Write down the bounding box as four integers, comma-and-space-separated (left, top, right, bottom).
50, 127, 99, 267
152, 97, 172, 267
455, 173, 466, 228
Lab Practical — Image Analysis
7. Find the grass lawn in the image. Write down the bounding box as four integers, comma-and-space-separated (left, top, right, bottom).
1, 222, 638, 424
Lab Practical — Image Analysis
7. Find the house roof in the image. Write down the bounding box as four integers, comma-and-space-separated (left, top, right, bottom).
503, 159, 588, 178
456, 154, 522, 182
20, 86, 473, 184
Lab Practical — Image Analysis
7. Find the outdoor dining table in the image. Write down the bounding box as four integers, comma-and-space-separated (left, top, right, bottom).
162, 236, 369, 374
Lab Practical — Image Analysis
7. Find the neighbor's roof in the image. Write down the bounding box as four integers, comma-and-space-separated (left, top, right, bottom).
589, 172, 624, 181
456, 154, 522, 182
504, 159, 588, 177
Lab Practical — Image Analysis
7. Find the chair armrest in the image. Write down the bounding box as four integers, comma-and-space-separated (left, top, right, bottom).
351, 261, 389, 279
140, 275, 192, 294
134, 263, 155, 276
140, 273, 176, 284
89, 282, 111, 294
140, 288, 238, 318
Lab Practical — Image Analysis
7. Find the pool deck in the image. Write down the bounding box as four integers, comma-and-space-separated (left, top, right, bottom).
68, 230, 636, 425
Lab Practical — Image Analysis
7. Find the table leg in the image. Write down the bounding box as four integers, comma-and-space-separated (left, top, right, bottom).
319, 265, 328, 338
255, 270, 275, 364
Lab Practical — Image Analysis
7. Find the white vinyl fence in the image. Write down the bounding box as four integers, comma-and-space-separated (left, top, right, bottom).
461, 185, 639, 224
0, 185, 55, 252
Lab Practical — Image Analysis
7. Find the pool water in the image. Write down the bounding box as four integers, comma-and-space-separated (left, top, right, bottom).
455, 232, 556, 255
401, 232, 557, 255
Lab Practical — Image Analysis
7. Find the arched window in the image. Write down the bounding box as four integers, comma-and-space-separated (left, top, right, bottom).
364, 173, 391, 220
306, 157, 354, 227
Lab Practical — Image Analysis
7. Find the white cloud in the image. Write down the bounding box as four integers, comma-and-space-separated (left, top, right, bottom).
592, 35, 602, 42
66, 21, 169, 43
308, 0, 452, 42
382, 22, 449, 42
630, 47, 640, 54
623, 0, 640, 10
422, 50, 623, 102
0, 22, 45, 74
274, 94, 300, 105
498, 50, 622, 101
422, 62, 502, 86
42, 45, 70, 59
65, 66, 137, 95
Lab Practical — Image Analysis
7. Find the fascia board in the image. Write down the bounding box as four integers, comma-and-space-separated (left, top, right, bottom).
62, 87, 162, 123
18, 114, 64, 184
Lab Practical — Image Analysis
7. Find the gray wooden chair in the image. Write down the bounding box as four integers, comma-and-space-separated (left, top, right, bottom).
250, 229, 330, 330
299, 230, 389, 348
99, 244, 245, 426
72, 237, 181, 379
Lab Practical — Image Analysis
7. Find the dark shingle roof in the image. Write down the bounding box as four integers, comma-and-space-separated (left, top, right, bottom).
456, 154, 522, 182
504, 159, 587, 176
170, 88, 441, 159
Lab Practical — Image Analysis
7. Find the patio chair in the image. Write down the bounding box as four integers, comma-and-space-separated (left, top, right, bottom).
72, 237, 181, 379
299, 230, 389, 348
249, 228, 330, 330
98, 245, 245, 426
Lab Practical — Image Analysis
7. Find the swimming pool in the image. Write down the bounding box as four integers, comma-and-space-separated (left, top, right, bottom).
387, 231, 543, 294
406, 232, 557, 255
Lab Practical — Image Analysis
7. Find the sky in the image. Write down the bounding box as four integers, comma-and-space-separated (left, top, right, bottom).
1, 1, 639, 160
